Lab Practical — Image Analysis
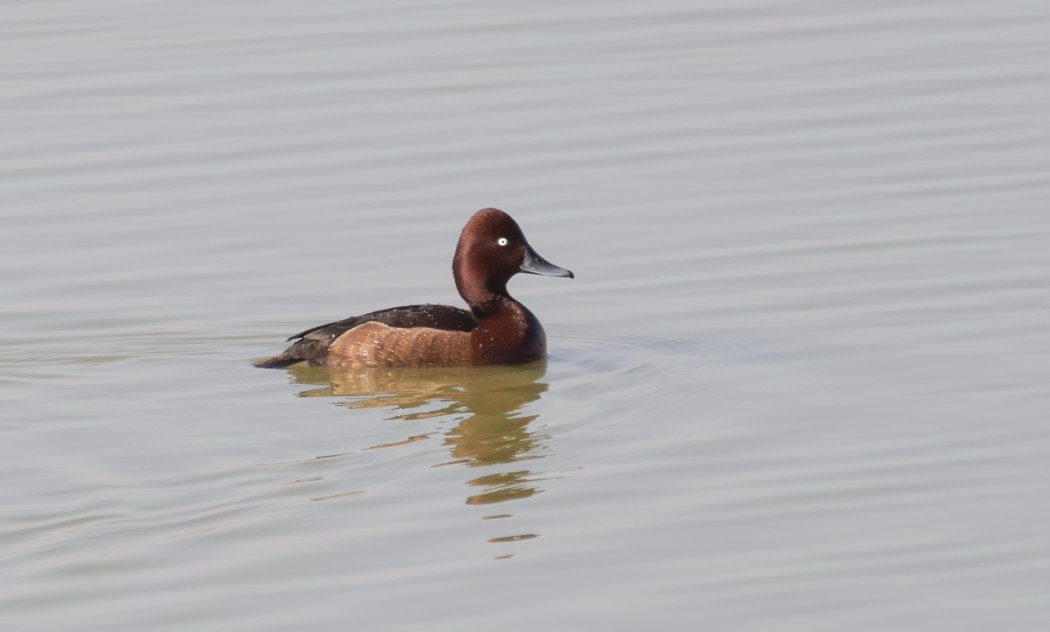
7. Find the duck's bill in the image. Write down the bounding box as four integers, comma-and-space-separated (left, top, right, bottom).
521, 245, 574, 278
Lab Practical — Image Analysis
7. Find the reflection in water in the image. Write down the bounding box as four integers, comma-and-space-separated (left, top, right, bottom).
284, 362, 551, 546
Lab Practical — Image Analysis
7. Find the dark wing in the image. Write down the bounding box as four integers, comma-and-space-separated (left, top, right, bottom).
254, 304, 477, 368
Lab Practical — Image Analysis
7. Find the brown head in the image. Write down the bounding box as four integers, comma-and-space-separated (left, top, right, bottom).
452, 208, 573, 315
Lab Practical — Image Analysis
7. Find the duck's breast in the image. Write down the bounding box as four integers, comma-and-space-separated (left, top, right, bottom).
469, 304, 547, 365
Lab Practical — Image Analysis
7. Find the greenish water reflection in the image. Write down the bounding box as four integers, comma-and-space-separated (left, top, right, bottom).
285, 363, 551, 507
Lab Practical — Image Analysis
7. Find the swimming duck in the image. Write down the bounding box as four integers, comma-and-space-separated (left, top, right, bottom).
256, 208, 573, 368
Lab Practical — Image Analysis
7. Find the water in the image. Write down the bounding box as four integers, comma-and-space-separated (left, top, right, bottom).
2, 1, 1048, 630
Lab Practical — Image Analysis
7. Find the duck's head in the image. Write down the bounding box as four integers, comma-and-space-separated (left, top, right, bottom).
453, 208, 573, 307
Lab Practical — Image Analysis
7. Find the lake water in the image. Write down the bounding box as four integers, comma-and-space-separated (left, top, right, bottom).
2, 1, 1048, 630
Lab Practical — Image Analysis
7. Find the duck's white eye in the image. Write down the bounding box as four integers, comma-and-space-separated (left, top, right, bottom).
497, 237, 508, 246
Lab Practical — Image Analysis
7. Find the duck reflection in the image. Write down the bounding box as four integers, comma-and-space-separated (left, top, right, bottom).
285, 362, 550, 507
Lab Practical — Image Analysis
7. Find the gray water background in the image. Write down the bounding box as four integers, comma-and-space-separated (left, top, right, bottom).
2, 1, 1048, 630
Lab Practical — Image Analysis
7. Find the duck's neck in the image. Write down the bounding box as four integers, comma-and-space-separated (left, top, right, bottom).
469, 292, 519, 320
454, 261, 513, 317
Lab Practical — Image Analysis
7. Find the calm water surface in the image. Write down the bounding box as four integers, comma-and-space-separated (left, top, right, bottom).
2, 1, 1048, 630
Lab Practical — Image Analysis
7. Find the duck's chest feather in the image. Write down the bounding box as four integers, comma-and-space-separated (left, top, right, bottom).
325, 302, 546, 368
469, 302, 547, 365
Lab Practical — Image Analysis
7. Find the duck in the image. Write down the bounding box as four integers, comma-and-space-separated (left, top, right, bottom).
255, 208, 573, 368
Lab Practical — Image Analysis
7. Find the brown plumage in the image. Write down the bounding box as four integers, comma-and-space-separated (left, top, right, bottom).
255, 208, 573, 369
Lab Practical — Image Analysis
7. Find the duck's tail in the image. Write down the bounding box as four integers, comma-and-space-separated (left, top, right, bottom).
254, 333, 336, 368
253, 350, 304, 369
